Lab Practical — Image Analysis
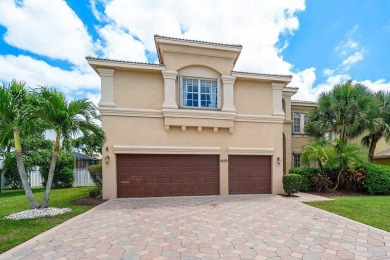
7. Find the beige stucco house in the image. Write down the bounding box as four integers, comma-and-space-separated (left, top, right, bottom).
87, 35, 389, 199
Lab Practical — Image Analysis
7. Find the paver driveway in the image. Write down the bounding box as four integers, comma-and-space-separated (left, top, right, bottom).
1, 195, 390, 260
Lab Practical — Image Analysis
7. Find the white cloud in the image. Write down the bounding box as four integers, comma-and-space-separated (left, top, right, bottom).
93, 0, 306, 74
358, 79, 390, 93
341, 51, 364, 70
323, 69, 334, 76
0, 55, 100, 92
97, 24, 147, 62
0, 0, 97, 67
288, 67, 317, 101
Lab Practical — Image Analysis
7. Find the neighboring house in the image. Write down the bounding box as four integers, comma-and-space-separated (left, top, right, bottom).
72, 152, 99, 169
374, 149, 390, 166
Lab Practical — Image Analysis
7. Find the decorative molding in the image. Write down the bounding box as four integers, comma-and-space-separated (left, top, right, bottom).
113, 145, 221, 155
99, 107, 163, 117
163, 108, 236, 120
99, 107, 286, 124
88, 58, 165, 71
231, 72, 292, 83
235, 114, 285, 123
228, 147, 274, 155
293, 149, 302, 154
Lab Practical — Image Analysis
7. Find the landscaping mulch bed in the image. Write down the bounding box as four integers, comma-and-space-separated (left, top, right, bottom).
73, 197, 107, 206
307, 190, 366, 198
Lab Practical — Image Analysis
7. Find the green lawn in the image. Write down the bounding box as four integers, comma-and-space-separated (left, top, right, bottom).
306, 196, 390, 231
0, 187, 95, 254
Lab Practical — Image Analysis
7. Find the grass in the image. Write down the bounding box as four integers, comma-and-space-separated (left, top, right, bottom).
306, 196, 390, 231
0, 187, 95, 254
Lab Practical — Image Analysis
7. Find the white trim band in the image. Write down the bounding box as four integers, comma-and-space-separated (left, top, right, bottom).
113, 145, 221, 155
228, 147, 274, 155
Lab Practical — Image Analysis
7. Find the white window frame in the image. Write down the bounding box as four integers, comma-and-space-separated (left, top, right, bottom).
293, 153, 301, 167
179, 76, 221, 110
293, 113, 301, 134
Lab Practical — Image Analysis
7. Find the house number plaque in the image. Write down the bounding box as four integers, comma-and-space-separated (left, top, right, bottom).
220, 159, 228, 163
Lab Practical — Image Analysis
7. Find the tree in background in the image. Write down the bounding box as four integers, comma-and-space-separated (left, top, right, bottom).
35, 87, 105, 208
72, 132, 104, 158
361, 91, 390, 162
305, 80, 372, 143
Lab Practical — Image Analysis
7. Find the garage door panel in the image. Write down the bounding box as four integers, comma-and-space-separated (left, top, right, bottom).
229, 155, 271, 194
117, 154, 219, 198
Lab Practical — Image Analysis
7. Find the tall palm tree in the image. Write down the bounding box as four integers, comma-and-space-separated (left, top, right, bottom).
35, 87, 104, 208
0, 81, 39, 208
302, 139, 335, 172
305, 80, 372, 143
361, 91, 390, 162
332, 140, 368, 190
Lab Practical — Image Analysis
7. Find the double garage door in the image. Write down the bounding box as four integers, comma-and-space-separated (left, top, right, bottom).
117, 154, 271, 198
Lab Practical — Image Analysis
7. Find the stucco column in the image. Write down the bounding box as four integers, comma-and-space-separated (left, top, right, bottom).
162, 70, 178, 109
220, 148, 229, 196
221, 75, 236, 112
272, 82, 285, 117
272, 127, 284, 194
97, 68, 115, 107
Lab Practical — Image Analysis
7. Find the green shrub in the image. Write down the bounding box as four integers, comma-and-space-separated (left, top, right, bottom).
288, 168, 318, 191
364, 164, 390, 195
312, 173, 332, 192
40, 152, 75, 189
87, 164, 102, 198
283, 174, 302, 196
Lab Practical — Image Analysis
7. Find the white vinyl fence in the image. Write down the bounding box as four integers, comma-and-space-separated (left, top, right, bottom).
1, 168, 95, 189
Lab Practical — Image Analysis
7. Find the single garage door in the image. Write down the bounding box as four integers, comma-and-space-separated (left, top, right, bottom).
229, 155, 271, 194
117, 154, 219, 197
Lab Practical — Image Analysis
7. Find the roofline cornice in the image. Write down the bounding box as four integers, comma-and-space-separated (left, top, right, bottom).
231, 71, 292, 83
86, 57, 166, 72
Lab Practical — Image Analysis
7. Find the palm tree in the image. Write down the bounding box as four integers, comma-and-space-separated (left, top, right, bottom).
302, 139, 336, 172
361, 91, 390, 162
332, 140, 368, 190
0, 81, 39, 208
35, 87, 104, 208
305, 80, 372, 143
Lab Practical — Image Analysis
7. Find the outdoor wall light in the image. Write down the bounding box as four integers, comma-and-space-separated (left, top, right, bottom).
104, 155, 110, 164
277, 157, 281, 165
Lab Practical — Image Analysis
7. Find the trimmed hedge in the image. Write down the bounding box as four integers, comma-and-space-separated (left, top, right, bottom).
288, 168, 318, 191
283, 174, 302, 196
364, 164, 390, 195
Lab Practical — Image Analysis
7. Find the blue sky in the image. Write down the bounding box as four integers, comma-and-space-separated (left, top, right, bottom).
0, 0, 389, 102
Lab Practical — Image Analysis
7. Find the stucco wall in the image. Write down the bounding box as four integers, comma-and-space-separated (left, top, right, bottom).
113, 70, 164, 109
234, 79, 273, 115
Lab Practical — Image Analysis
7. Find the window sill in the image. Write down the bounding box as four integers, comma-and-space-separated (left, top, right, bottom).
162, 108, 236, 132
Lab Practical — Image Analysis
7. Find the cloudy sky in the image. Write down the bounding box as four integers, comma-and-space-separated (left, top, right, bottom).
0, 0, 389, 102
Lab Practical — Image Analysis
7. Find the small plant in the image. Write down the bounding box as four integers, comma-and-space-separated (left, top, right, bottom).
312, 173, 332, 192
283, 174, 302, 196
87, 164, 102, 198
343, 168, 365, 192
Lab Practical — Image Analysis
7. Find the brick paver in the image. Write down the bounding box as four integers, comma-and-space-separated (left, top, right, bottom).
1, 194, 390, 259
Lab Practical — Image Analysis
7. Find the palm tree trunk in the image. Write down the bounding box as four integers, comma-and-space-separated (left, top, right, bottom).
41, 134, 60, 208
368, 136, 379, 162
14, 130, 39, 209
333, 168, 343, 191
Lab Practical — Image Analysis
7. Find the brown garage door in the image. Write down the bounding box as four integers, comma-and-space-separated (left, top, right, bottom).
117, 154, 219, 198
229, 155, 271, 194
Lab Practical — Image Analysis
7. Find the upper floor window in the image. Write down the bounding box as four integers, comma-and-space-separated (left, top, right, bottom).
181, 77, 219, 109
293, 113, 301, 133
